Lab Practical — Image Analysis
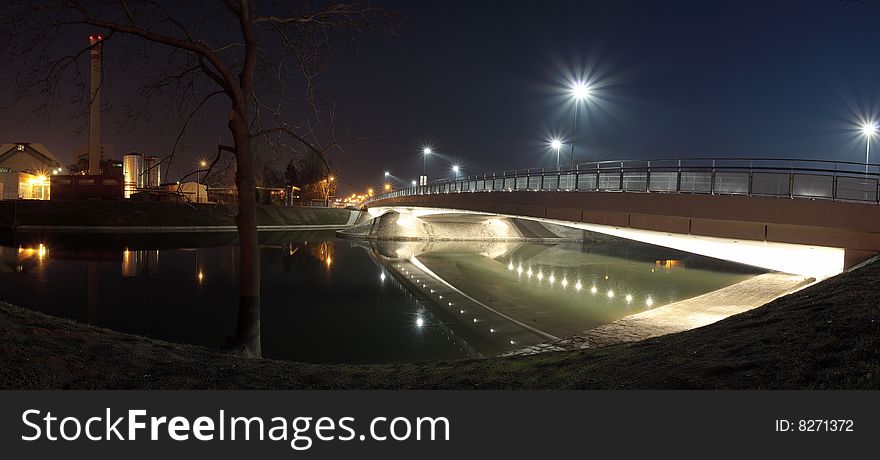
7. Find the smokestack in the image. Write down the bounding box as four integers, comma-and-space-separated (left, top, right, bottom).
88, 34, 103, 175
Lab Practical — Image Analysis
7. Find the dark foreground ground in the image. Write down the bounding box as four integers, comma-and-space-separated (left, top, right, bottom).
2, 258, 879, 389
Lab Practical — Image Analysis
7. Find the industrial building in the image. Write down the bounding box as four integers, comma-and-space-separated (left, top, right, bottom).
0, 143, 63, 200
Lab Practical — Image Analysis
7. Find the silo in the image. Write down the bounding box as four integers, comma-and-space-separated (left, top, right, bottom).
143, 156, 161, 188
122, 152, 143, 198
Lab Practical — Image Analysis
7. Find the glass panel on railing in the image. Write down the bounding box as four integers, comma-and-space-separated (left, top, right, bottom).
598, 172, 621, 191
679, 171, 712, 193
476, 179, 485, 191
714, 172, 749, 195
542, 174, 558, 190
836, 176, 878, 202
647, 171, 677, 192
623, 172, 648, 192
559, 173, 574, 190
515, 176, 527, 190
577, 173, 597, 191
751, 172, 790, 196
792, 174, 833, 199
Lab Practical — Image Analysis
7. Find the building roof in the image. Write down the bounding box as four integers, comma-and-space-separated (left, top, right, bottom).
0, 143, 62, 173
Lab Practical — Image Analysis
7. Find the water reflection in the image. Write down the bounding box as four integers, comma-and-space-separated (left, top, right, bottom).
0, 231, 763, 363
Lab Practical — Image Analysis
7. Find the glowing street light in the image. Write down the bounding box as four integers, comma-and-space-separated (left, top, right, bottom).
568, 81, 591, 169
411, 180, 417, 187
384, 183, 391, 191
452, 164, 460, 179
549, 138, 563, 169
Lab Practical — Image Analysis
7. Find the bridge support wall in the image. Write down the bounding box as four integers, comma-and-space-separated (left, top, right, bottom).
368, 191, 880, 267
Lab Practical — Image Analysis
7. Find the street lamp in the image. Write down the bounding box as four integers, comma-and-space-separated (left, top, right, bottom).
411, 180, 417, 187
569, 81, 591, 169
550, 138, 563, 169
197, 159, 208, 203
422, 147, 432, 184
452, 164, 460, 179
862, 122, 876, 174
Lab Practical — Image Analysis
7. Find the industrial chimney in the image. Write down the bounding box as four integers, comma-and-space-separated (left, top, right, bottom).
88, 34, 103, 175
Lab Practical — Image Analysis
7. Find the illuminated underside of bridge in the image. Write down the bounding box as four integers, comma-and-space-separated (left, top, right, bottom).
359, 189, 880, 280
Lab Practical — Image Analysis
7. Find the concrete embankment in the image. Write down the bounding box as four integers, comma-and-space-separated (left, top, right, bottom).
0, 200, 360, 231
505, 272, 814, 356
338, 210, 584, 241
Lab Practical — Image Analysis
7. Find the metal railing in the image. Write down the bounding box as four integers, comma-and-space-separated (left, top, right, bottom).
366, 157, 880, 205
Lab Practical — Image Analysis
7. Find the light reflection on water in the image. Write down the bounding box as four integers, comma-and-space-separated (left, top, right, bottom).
0, 231, 762, 363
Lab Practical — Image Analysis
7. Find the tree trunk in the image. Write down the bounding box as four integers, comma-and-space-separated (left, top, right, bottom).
229, 110, 261, 357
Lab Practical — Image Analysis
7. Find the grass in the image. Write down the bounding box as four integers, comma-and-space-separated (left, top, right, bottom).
1, 257, 878, 389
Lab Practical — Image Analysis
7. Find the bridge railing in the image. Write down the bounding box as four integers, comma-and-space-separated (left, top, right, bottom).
367, 157, 880, 204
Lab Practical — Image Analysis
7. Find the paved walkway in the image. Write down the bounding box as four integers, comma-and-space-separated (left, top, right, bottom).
503, 272, 813, 356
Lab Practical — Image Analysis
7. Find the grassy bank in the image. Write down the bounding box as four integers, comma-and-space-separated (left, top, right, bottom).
1, 257, 878, 389
0, 200, 354, 228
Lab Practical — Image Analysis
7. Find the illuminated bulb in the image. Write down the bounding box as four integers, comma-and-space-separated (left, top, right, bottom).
604, 275, 609, 280
575, 281, 583, 291
416, 318, 424, 327
517, 266, 523, 275
548, 275, 556, 284
646, 297, 654, 307
625, 294, 633, 303
537, 272, 544, 280
473, 318, 478, 323
508, 262, 514, 270
590, 286, 598, 294
527, 267, 533, 277
448, 302, 453, 306
607, 290, 614, 298
439, 295, 443, 299
380, 273, 386, 281
561, 278, 568, 288
490, 328, 495, 333
510, 340, 515, 345
460, 310, 464, 314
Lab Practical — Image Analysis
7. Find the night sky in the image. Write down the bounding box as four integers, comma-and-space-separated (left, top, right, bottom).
3, 0, 880, 195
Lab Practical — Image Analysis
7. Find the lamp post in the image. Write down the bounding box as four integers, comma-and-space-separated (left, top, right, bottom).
863, 122, 876, 175
569, 81, 590, 169
197, 160, 207, 203
422, 147, 432, 185
550, 139, 563, 169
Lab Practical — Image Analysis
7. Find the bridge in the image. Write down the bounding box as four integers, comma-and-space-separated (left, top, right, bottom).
361, 158, 880, 279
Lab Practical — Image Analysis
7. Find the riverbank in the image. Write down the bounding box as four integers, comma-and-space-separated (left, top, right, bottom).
0, 200, 357, 229
1, 256, 877, 389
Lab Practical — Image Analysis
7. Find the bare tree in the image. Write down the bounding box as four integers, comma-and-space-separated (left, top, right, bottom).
2, 1, 397, 356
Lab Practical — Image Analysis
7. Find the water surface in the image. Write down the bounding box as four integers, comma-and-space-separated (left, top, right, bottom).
0, 231, 762, 363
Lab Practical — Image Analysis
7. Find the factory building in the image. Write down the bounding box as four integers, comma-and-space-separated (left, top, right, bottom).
0, 142, 63, 200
